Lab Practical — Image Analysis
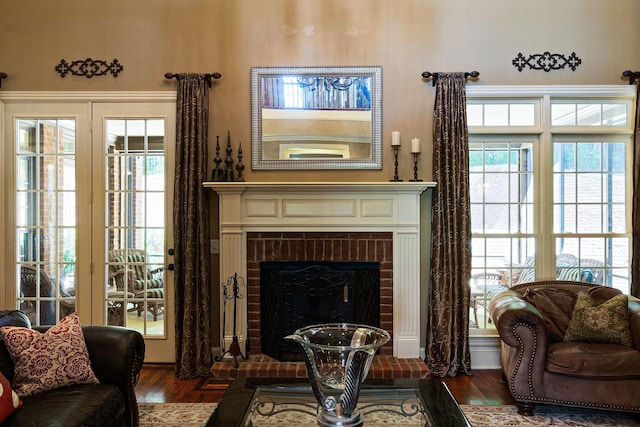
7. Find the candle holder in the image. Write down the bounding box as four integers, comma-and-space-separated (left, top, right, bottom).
389, 145, 403, 182
409, 152, 422, 182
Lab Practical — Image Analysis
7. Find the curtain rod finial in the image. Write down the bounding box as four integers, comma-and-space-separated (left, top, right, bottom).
622, 70, 640, 85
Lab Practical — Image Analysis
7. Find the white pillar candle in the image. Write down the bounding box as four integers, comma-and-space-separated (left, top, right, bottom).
411, 137, 420, 153
391, 131, 401, 146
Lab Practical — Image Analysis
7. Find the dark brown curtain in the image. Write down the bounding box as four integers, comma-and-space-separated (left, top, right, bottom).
425, 72, 472, 377
173, 74, 212, 378
632, 80, 640, 298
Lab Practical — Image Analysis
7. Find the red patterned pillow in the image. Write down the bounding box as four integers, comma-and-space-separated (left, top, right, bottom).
0, 312, 99, 396
0, 371, 22, 422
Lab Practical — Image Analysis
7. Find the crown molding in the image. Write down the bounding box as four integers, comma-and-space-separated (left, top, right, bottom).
466, 85, 635, 98
0, 91, 176, 102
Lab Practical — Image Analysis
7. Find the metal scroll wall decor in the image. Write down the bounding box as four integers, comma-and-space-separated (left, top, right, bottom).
55, 58, 123, 78
512, 52, 582, 72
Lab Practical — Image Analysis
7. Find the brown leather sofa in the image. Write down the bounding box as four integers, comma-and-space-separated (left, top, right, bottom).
0, 310, 145, 426
489, 280, 640, 416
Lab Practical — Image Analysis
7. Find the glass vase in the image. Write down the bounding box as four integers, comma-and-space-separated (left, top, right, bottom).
286, 323, 390, 427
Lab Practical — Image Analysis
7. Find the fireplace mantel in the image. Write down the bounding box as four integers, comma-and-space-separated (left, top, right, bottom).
204, 181, 435, 358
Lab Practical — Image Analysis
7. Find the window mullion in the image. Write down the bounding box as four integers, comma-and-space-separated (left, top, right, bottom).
538, 94, 556, 279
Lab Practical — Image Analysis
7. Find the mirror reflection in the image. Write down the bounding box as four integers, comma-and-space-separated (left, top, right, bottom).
251, 66, 382, 170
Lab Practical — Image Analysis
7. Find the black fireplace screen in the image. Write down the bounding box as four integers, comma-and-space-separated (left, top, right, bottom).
260, 261, 380, 361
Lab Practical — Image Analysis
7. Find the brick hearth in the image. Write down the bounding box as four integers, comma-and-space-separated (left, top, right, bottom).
210, 355, 430, 380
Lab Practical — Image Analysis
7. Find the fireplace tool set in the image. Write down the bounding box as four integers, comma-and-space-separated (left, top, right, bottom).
215, 272, 250, 367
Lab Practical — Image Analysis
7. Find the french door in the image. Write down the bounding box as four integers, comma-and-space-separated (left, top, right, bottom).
2, 96, 176, 362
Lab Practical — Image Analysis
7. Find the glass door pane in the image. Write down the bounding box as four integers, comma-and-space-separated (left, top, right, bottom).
15, 118, 76, 326
105, 118, 166, 337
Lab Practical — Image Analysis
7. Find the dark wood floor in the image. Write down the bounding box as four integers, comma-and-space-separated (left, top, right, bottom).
135, 363, 516, 406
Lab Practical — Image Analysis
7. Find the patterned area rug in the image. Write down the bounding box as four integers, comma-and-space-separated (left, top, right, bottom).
138, 403, 217, 427
461, 404, 640, 426
138, 402, 640, 426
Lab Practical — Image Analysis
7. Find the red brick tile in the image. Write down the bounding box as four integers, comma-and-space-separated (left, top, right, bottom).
340, 242, 350, 260
368, 232, 390, 240
379, 286, 393, 297
375, 241, 385, 260
379, 346, 393, 356
330, 240, 341, 260
356, 243, 366, 257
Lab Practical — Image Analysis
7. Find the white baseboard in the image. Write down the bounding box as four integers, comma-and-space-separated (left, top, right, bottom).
470, 335, 502, 369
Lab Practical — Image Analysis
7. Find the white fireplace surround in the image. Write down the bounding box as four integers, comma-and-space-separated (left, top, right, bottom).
205, 182, 435, 358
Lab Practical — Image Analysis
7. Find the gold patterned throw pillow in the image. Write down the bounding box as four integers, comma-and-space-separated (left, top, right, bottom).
564, 291, 632, 347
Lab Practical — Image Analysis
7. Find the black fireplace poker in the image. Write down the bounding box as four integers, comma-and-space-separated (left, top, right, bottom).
215, 272, 250, 367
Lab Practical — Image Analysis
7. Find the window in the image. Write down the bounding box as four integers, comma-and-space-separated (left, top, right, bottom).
467, 86, 634, 331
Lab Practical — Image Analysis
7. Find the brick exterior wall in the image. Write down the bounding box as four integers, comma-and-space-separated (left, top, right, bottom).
246, 232, 393, 355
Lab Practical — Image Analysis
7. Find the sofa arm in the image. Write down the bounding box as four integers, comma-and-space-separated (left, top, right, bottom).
490, 290, 549, 341
83, 326, 145, 427
489, 290, 549, 389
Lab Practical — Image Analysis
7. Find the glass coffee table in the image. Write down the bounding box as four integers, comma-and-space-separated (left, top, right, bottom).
207, 377, 470, 426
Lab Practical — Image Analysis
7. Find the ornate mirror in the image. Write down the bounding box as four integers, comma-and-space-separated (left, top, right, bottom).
251, 66, 382, 170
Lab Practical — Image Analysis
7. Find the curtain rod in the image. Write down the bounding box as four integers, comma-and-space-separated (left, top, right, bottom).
164, 72, 222, 87
0, 72, 7, 88
421, 71, 480, 86
622, 70, 640, 85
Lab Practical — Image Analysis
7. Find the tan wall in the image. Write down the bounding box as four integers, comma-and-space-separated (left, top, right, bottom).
3, 0, 640, 349
3, 0, 640, 182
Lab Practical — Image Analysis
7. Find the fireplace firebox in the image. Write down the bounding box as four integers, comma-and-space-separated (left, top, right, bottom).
260, 261, 380, 361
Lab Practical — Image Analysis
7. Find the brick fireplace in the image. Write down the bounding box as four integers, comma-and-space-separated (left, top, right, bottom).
246, 232, 394, 357
205, 182, 434, 358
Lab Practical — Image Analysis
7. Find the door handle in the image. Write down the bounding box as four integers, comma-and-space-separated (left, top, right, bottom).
167, 263, 175, 271
167, 248, 174, 256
